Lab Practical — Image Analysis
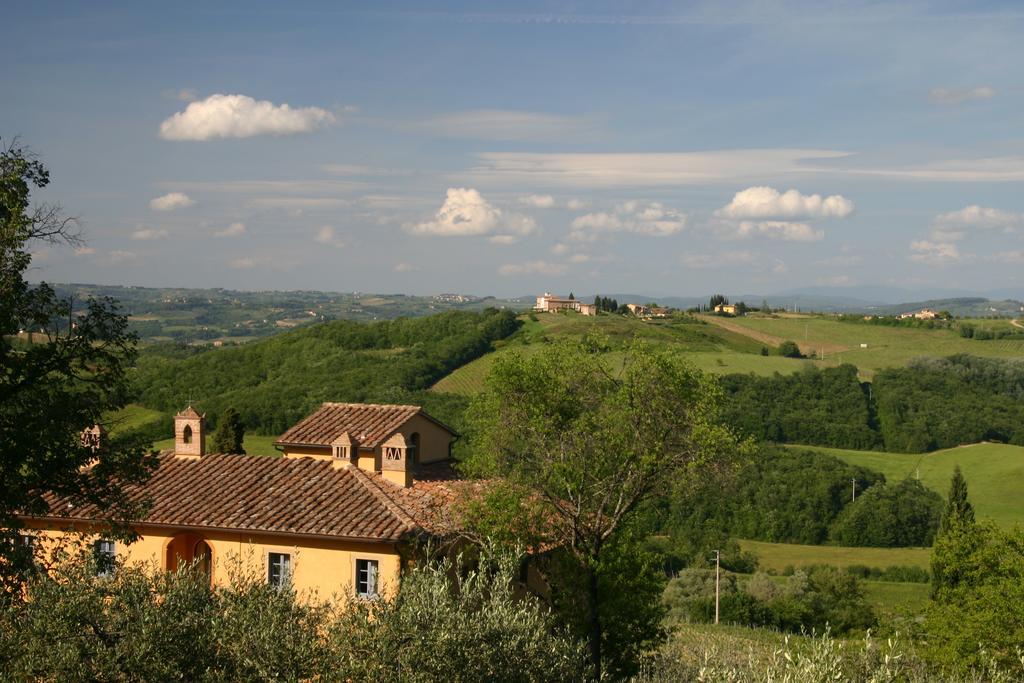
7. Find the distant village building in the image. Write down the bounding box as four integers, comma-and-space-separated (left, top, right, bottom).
535, 293, 596, 316
19, 402, 487, 601
899, 308, 938, 320
714, 303, 739, 315
622, 303, 647, 317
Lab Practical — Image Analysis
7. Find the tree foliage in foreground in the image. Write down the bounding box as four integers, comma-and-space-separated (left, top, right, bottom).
464, 335, 742, 679
0, 141, 154, 590
0, 546, 584, 682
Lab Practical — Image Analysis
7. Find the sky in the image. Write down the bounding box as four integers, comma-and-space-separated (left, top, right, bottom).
4, 0, 1024, 298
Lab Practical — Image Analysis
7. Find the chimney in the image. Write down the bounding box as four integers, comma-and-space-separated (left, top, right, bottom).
330, 432, 359, 469
380, 432, 413, 487
174, 406, 206, 458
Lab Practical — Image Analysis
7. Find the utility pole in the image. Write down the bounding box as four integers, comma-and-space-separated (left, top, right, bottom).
713, 549, 721, 625
852, 477, 857, 502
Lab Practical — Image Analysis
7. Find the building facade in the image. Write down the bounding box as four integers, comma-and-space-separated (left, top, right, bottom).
534, 293, 596, 316
22, 403, 461, 600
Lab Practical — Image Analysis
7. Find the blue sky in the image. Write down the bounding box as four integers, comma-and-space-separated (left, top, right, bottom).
5, 1, 1024, 297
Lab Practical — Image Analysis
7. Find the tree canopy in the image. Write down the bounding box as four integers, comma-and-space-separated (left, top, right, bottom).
0, 141, 154, 587
465, 335, 741, 678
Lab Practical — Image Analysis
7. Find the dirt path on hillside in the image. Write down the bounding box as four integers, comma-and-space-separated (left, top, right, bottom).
1012, 319, 1023, 330
698, 314, 850, 356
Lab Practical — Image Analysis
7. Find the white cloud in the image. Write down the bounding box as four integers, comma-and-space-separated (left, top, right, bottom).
149, 192, 195, 211
933, 205, 1023, 232
717, 186, 854, 220
679, 250, 788, 273
159, 94, 336, 140
489, 235, 520, 245
407, 188, 536, 238
474, 149, 851, 187
518, 194, 556, 208
228, 256, 264, 270
992, 251, 1024, 264
568, 253, 591, 264
73, 246, 96, 257
550, 243, 570, 255
680, 251, 768, 269
393, 262, 417, 272
816, 253, 863, 267
106, 250, 137, 264
421, 110, 596, 141
131, 227, 168, 241
498, 260, 568, 276
570, 201, 686, 241
565, 198, 587, 210
928, 86, 996, 105
313, 225, 346, 248
909, 240, 961, 264
214, 222, 246, 238
730, 220, 824, 242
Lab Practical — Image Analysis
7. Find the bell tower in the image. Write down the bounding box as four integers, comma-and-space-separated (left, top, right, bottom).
174, 406, 206, 458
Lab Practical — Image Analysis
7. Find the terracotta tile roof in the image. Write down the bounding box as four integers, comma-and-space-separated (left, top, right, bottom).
35, 452, 462, 542
175, 406, 203, 419
275, 403, 449, 449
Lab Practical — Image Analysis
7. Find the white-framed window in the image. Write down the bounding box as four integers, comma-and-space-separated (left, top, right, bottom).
268, 552, 291, 588
94, 539, 116, 577
356, 558, 379, 598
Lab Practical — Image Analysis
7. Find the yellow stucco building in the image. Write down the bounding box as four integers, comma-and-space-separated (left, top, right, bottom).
23, 403, 461, 600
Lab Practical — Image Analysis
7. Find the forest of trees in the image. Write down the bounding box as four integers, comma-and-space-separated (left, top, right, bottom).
654, 446, 941, 549
720, 365, 881, 450
720, 356, 1024, 453
132, 309, 520, 436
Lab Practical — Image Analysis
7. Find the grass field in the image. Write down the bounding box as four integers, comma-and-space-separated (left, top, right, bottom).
790, 443, 1024, 528
700, 313, 1024, 375
431, 313, 828, 395
862, 580, 930, 617
739, 539, 931, 572
104, 404, 165, 435
153, 433, 281, 457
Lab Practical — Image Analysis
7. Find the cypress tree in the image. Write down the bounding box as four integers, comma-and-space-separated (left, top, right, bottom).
211, 407, 246, 455
939, 465, 974, 535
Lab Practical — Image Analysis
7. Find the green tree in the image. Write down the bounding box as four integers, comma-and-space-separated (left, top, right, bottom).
465, 335, 740, 679
777, 340, 803, 358
829, 478, 943, 547
709, 294, 728, 308
939, 465, 974, 536
0, 141, 154, 589
211, 407, 246, 454
926, 520, 1024, 672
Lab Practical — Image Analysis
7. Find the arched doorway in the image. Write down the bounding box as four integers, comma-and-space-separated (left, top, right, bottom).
194, 540, 212, 577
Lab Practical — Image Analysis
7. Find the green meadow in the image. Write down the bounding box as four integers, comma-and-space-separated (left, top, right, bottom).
702, 313, 1024, 375
738, 539, 932, 572
790, 442, 1024, 528
432, 312, 820, 395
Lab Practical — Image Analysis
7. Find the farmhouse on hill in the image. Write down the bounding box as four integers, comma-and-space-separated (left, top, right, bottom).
714, 303, 740, 315
20, 403, 469, 600
534, 292, 596, 316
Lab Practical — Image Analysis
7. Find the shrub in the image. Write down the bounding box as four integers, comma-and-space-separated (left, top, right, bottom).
829, 479, 944, 547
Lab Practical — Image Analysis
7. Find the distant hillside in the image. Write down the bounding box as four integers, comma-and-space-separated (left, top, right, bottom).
49, 283, 528, 345
867, 297, 1024, 318
131, 309, 521, 436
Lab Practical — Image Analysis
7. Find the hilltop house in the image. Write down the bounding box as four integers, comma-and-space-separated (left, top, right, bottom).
20, 403, 465, 599
898, 308, 937, 320
535, 293, 596, 316
714, 303, 739, 315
